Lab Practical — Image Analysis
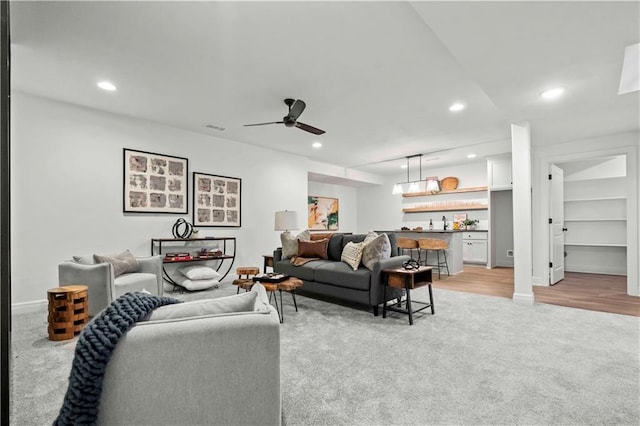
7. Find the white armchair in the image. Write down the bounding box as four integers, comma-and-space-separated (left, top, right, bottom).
58, 254, 163, 316
96, 284, 281, 425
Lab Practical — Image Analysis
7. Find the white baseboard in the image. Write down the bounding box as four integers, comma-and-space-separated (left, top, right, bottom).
512, 292, 535, 306
565, 265, 627, 276
12, 299, 47, 315
532, 275, 548, 286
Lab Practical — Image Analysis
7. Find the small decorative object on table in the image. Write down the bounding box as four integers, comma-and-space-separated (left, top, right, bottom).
172, 218, 193, 238
252, 273, 290, 283
199, 248, 223, 258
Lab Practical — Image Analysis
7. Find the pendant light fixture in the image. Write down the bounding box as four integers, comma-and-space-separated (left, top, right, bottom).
391, 154, 426, 195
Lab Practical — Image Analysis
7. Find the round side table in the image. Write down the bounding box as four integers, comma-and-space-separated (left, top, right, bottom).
47, 285, 89, 341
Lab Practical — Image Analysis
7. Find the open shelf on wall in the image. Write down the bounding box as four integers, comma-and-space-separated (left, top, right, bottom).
403, 204, 488, 213
565, 242, 627, 248
402, 186, 488, 198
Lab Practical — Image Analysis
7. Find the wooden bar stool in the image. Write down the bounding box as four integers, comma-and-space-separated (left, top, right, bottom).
397, 237, 420, 263
232, 267, 260, 293
418, 238, 450, 279
47, 285, 89, 341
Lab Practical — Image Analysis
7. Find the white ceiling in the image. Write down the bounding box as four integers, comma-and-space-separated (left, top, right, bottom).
10, 1, 640, 177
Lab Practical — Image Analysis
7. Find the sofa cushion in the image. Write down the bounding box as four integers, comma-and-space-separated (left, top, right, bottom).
145, 291, 258, 321
327, 234, 344, 261
361, 232, 392, 270
281, 229, 310, 259
114, 272, 158, 296
341, 241, 365, 271
274, 259, 329, 281
342, 234, 366, 249
94, 250, 140, 277
297, 239, 329, 259
314, 261, 371, 291
386, 232, 398, 257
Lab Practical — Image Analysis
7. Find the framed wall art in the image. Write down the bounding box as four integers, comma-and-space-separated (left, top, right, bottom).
193, 172, 241, 227
308, 196, 339, 230
123, 148, 188, 214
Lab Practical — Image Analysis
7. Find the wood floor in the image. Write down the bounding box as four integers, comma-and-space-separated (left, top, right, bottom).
431, 265, 640, 317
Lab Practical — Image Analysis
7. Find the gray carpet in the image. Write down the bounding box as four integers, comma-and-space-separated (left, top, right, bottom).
10, 284, 640, 425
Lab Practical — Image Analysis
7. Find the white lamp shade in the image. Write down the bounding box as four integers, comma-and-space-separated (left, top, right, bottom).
274, 210, 298, 231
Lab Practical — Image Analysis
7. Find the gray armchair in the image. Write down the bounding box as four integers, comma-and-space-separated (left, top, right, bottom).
96, 284, 281, 426
58, 254, 163, 316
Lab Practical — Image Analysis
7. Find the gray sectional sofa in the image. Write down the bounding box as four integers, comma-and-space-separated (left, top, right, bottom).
273, 233, 409, 315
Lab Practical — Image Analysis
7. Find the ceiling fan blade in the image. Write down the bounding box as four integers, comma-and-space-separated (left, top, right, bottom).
289, 99, 306, 120
295, 121, 325, 135
244, 121, 284, 127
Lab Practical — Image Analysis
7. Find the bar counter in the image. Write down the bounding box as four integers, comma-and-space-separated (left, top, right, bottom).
376, 230, 475, 275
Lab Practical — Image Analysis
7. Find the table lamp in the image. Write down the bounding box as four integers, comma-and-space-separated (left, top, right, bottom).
274, 210, 298, 232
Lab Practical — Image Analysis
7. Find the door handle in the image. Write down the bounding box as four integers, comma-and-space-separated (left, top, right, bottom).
562, 228, 568, 232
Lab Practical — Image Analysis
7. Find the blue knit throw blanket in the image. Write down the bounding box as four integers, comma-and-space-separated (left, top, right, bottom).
54, 292, 181, 426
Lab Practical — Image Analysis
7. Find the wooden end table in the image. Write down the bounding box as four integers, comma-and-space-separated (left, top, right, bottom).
382, 266, 434, 325
260, 277, 303, 323
47, 285, 89, 340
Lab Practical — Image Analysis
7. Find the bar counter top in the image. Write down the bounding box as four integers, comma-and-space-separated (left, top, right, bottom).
376, 229, 488, 233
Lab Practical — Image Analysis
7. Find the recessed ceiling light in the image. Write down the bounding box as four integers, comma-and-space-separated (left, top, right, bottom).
97, 81, 117, 91
312, 142, 322, 149
449, 103, 465, 112
540, 87, 565, 99
400, 164, 408, 169
467, 154, 476, 158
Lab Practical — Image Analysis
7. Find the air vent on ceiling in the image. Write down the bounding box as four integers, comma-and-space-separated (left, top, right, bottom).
204, 124, 226, 131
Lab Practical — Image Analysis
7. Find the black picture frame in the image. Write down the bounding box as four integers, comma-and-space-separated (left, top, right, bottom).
192, 172, 241, 227
123, 148, 189, 214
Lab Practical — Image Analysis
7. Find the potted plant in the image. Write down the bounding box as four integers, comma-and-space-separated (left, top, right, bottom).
462, 218, 479, 230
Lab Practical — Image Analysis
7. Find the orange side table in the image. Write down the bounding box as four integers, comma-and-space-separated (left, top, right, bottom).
47, 285, 89, 341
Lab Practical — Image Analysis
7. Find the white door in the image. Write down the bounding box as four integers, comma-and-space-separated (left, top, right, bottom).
549, 164, 565, 284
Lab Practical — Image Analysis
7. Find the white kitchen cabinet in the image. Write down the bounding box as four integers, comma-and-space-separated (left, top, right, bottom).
488, 158, 512, 190
462, 232, 488, 264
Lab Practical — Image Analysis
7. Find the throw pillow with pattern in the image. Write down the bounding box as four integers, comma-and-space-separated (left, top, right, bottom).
341, 241, 365, 271
361, 233, 391, 270
281, 229, 311, 259
93, 249, 140, 277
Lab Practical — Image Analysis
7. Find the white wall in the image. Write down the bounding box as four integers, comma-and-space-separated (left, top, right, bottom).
358, 161, 488, 233
307, 181, 358, 233
10, 93, 315, 309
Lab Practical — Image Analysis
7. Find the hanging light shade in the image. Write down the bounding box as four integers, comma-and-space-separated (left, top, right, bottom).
391, 154, 425, 195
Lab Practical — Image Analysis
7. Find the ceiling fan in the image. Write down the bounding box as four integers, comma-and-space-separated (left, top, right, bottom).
244, 98, 325, 135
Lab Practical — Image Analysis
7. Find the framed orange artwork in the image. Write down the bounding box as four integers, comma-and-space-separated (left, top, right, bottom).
307, 196, 339, 230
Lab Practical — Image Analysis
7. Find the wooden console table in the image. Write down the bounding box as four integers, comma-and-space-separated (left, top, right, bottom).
151, 237, 236, 289
382, 266, 434, 325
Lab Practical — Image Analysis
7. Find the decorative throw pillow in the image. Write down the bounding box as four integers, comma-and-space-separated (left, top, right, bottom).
178, 278, 220, 291
361, 233, 391, 270
72, 254, 95, 265
281, 229, 311, 259
93, 250, 140, 277
297, 238, 329, 259
341, 241, 365, 271
178, 265, 222, 280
